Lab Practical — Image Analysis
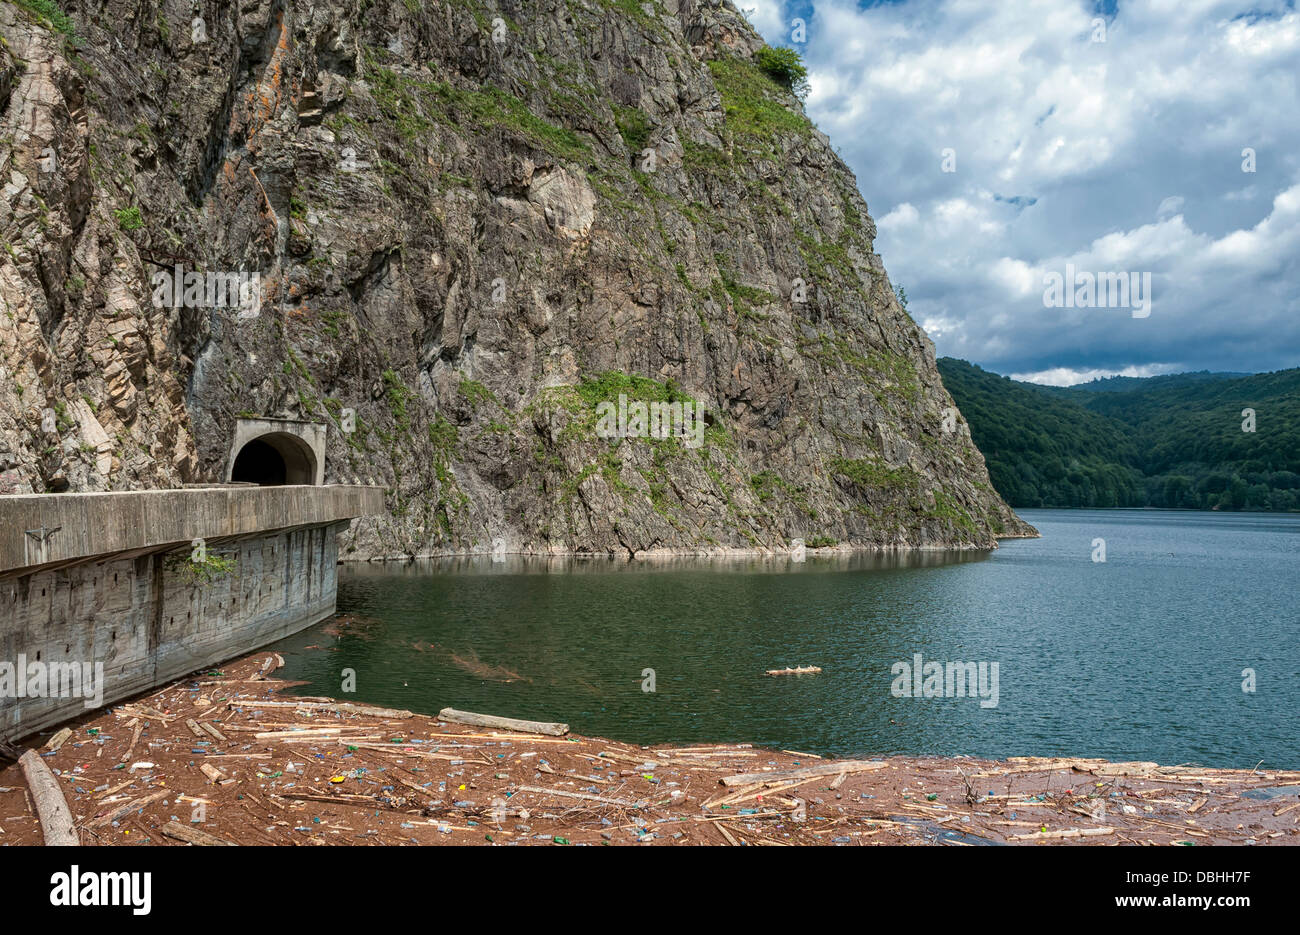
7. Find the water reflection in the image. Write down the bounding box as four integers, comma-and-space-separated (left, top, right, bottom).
342, 548, 991, 578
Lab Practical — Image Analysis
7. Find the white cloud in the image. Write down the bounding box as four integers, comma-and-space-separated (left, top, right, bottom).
740, 0, 787, 41
989, 258, 1038, 299
1010, 364, 1184, 386
741, 1, 1300, 376
879, 202, 920, 228
1157, 196, 1185, 217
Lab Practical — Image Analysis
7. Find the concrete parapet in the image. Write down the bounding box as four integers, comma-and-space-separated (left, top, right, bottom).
0, 485, 384, 577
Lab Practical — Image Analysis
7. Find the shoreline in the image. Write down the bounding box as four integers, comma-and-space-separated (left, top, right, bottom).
338, 531, 1041, 565
2, 651, 1295, 846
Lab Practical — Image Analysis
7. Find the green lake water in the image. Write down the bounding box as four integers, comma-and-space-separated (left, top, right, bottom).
269, 509, 1300, 768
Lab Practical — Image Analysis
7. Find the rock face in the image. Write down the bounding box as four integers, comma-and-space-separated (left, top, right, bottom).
0, 0, 1035, 557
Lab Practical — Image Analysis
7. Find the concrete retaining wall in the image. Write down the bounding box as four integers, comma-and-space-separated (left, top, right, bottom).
1, 522, 346, 742
0, 486, 384, 742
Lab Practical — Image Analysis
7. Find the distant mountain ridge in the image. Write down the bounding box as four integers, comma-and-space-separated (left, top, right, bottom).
1033, 370, 1251, 398
938, 359, 1300, 511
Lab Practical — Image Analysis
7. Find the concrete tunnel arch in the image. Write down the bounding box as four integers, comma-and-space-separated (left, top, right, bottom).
225, 418, 327, 486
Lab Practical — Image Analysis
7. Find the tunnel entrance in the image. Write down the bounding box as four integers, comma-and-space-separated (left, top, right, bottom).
229, 432, 318, 486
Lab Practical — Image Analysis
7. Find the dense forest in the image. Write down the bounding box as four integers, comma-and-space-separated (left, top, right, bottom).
938, 360, 1300, 511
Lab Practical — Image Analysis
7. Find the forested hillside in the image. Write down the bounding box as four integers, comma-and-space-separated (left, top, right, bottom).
939, 359, 1300, 511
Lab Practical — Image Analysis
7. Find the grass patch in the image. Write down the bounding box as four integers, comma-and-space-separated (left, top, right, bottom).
829, 456, 920, 492
614, 104, 652, 154
168, 548, 237, 586
928, 491, 978, 536
575, 370, 694, 408
368, 59, 591, 163
383, 369, 414, 431
458, 378, 498, 408
14, 0, 77, 39
428, 416, 459, 483
113, 206, 144, 231
707, 56, 811, 153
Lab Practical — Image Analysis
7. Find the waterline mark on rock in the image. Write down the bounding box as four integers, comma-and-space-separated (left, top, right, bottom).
890, 653, 999, 708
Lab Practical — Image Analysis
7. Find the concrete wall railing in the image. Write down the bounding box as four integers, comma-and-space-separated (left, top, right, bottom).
0, 486, 384, 577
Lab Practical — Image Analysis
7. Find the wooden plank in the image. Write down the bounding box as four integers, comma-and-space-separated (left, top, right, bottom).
161, 821, 237, 846
253, 727, 348, 740
1008, 827, 1116, 841
119, 717, 144, 763
86, 789, 169, 829
115, 704, 172, 722
514, 784, 645, 808
278, 792, 398, 809
230, 699, 415, 719
44, 728, 73, 752
438, 707, 569, 736
705, 778, 812, 809
721, 759, 888, 787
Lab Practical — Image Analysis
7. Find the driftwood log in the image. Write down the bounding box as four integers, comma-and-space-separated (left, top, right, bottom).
18, 750, 80, 845
437, 707, 569, 736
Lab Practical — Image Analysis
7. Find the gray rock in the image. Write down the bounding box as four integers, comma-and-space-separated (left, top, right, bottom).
0, 0, 1035, 555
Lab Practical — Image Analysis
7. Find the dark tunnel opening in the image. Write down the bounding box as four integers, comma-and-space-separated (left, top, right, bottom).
229, 433, 317, 486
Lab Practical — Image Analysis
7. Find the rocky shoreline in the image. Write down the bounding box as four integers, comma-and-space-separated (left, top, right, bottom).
2, 651, 1294, 846
338, 531, 1041, 563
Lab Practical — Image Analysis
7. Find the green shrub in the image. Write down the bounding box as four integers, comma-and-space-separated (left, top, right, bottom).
707, 57, 811, 152
755, 46, 809, 99
113, 206, 144, 231
170, 550, 238, 585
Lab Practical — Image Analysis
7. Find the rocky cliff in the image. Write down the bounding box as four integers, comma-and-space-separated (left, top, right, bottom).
0, 0, 1035, 557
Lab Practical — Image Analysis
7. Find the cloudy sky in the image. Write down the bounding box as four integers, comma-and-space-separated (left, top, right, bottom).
736, 0, 1299, 384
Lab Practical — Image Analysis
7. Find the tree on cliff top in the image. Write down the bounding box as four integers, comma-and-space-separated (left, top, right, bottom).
755, 45, 810, 99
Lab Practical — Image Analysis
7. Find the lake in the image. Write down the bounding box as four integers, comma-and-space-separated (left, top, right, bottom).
270, 509, 1300, 769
